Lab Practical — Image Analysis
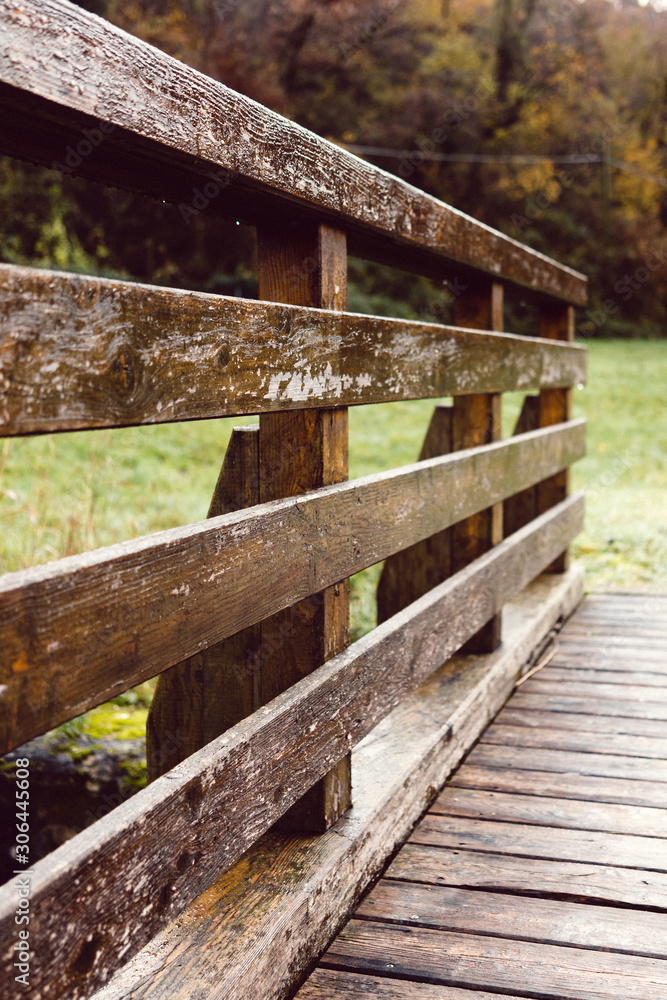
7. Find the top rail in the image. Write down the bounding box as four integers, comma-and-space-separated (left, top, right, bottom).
0, 0, 587, 305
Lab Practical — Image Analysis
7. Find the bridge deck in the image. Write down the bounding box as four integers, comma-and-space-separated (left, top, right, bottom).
296, 593, 667, 1000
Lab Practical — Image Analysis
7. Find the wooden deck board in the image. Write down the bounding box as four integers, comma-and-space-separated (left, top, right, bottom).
296, 593, 667, 1000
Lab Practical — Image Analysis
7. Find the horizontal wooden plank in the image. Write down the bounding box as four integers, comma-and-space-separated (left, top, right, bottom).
561, 622, 667, 641
0, 503, 581, 1000
356, 880, 667, 958
297, 969, 527, 1000
89, 571, 584, 1000
554, 640, 667, 664
430, 786, 667, 837
481, 723, 667, 759
497, 706, 667, 738
550, 651, 667, 674
449, 764, 667, 809
511, 690, 667, 722
541, 666, 667, 687
410, 814, 667, 871
0, 2, 587, 304
321, 921, 667, 1000
0, 263, 586, 436
450, 763, 667, 809
467, 743, 667, 782
520, 677, 667, 704
387, 843, 667, 910
0, 427, 584, 752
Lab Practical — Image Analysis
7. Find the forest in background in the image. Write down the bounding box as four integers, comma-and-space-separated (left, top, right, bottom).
1, 0, 666, 335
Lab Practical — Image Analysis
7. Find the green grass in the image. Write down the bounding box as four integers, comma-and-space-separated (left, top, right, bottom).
2, 338, 664, 743
1, 339, 665, 607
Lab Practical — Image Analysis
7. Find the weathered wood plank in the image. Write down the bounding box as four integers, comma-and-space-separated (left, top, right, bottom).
467, 743, 667, 781
554, 641, 667, 665
356, 880, 667, 958
321, 921, 667, 999
536, 302, 574, 572
481, 723, 667, 759
430, 786, 667, 837
503, 393, 540, 537
520, 676, 667, 704
0, 3, 587, 303
387, 843, 667, 910
0, 425, 584, 752
450, 763, 667, 809
297, 971, 526, 1000
409, 814, 667, 871
510, 690, 667, 721
450, 282, 503, 653
496, 705, 667, 738
0, 263, 586, 436
377, 405, 452, 623
91, 571, 583, 1000
0, 502, 582, 999
257, 220, 351, 832
146, 426, 261, 780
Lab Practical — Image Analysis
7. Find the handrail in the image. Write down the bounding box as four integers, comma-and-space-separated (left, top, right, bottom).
0, 263, 585, 436
0, 3, 588, 998
0, 0, 586, 304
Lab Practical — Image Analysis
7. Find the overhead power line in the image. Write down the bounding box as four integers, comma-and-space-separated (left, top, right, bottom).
342, 144, 667, 189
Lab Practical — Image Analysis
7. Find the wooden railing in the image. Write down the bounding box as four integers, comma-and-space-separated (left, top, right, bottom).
0, 2, 586, 998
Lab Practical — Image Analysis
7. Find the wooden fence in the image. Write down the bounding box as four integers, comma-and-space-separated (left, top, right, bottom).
0, 2, 587, 998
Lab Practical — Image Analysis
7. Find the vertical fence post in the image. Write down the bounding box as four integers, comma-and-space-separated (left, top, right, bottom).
376, 405, 453, 623
450, 281, 504, 653
146, 427, 260, 782
256, 219, 351, 833
537, 302, 575, 572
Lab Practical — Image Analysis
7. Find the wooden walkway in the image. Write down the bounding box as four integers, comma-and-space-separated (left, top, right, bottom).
296, 593, 667, 1000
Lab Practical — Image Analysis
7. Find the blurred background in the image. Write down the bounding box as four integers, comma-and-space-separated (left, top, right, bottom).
1, 0, 666, 598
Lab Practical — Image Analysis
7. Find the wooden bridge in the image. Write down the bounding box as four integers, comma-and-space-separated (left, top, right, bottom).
0, 2, 661, 999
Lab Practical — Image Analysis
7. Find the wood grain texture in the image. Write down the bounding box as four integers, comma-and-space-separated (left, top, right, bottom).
467, 742, 667, 781
355, 880, 667, 958
450, 283, 504, 654
0, 263, 586, 437
496, 705, 667, 738
387, 843, 667, 911
450, 764, 667, 809
503, 393, 540, 536
537, 302, 575, 572
520, 677, 667, 704
430, 786, 667, 837
87, 570, 584, 1000
146, 426, 261, 780
481, 722, 667, 759
0, 3, 587, 304
297, 970, 527, 1000
524, 665, 667, 686
409, 814, 667, 871
257, 221, 351, 832
0, 424, 585, 753
0, 503, 582, 999
321, 920, 667, 999
510, 690, 667, 721
377, 405, 452, 624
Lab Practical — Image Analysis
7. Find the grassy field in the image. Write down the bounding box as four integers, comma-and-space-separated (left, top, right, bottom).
1, 340, 665, 634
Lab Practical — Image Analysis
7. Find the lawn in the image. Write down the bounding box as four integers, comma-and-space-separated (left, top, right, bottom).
1, 340, 665, 636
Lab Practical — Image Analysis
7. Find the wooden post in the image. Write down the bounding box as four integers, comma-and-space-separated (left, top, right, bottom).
537, 302, 575, 572
376, 405, 452, 623
256, 219, 351, 833
450, 281, 504, 653
146, 426, 260, 782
